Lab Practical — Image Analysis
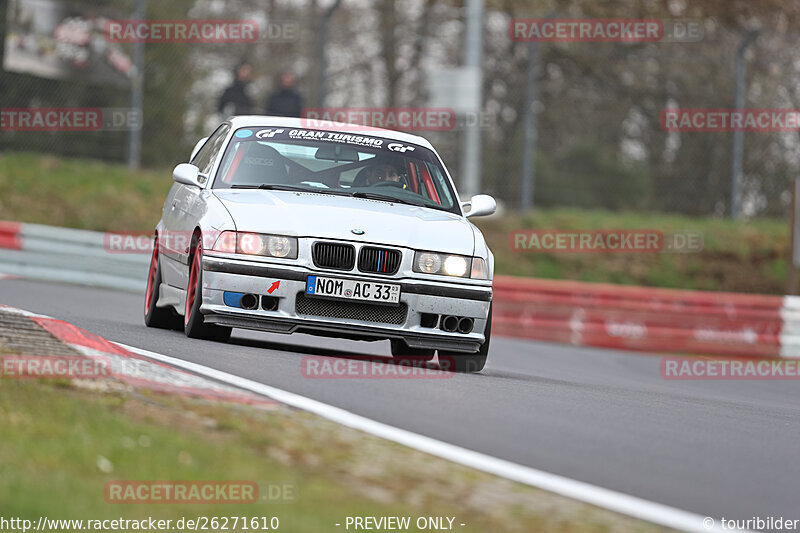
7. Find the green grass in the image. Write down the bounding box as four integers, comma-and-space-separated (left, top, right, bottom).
0, 152, 169, 231
474, 208, 788, 294
0, 378, 663, 533
0, 151, 790, 294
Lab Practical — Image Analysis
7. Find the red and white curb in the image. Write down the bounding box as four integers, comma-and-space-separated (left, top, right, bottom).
0, 305, 273, 407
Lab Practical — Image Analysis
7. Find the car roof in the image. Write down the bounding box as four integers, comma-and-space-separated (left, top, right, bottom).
228, 115, 436, 150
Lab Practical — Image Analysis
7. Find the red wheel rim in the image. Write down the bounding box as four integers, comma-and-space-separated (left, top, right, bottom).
144, 238, 158, 314
185, 244, 201, 325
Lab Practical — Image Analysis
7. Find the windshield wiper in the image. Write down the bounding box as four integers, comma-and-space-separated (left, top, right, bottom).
230, 184, 310, 192
350, 191, 426, 207
229, 183, 354, 197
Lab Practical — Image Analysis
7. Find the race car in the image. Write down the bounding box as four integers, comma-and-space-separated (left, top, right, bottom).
144, 116, 496, 372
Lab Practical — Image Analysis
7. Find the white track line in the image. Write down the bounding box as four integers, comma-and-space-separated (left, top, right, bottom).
117, 342, 746, 533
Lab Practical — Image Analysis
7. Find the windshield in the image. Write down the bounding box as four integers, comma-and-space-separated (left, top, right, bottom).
212, 127, 459, 214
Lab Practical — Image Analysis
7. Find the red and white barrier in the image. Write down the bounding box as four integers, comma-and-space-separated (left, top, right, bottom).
493, 276, 799, 358
0, 220, 148, 291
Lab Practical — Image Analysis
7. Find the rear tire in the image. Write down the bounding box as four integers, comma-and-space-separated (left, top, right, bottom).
184, 239, 232, 342
390, 339, 435, 364
438, 305, 491, 373
144, 236, 182, 330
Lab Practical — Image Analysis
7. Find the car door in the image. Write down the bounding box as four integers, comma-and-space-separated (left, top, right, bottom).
161, 124, 230, 289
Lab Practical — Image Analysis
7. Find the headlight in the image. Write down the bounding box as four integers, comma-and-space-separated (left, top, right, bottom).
415, 252, 442, 274
413, 251, 472, 278
443, 255, 469, 277
238, 233, 267, 255
266, 235, 293, 258
213, 231, 297, 259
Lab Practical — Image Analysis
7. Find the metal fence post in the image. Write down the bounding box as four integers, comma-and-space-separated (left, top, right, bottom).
520, 39, 539, 212
127, 0, 146, 170
458, 0, 484, 199
730, 29, 758, 219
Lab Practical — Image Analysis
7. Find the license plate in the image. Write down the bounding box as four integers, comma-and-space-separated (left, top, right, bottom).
306, 275, 401, 304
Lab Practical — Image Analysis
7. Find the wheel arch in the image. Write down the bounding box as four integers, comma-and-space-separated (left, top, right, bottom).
188, 226, 203, 259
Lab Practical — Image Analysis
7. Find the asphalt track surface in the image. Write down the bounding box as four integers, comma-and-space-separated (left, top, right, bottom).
3, 277, 799, 526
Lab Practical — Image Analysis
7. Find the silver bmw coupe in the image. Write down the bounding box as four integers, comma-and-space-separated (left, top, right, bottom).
144, 116, 496, 372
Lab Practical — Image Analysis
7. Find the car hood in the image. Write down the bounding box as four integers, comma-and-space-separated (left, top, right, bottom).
213, 189, 475, 255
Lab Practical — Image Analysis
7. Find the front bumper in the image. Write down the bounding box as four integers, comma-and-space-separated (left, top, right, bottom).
199, 255, 492, 353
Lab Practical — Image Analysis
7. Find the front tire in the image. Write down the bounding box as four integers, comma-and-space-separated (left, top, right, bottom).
144, 236, 182, 330
438, 304, 491, 373
184, 239, 232, 342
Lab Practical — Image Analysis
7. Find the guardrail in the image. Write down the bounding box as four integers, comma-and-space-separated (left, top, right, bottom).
493, 276, 797, 358
0, 221, 148, 293
1, 221, 796, 358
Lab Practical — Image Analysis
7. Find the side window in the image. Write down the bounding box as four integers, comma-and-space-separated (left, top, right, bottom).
192, 124, 230, 176
190, 130, 216, 167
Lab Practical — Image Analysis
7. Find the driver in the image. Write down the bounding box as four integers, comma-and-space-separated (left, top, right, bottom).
368, 160, 406, 187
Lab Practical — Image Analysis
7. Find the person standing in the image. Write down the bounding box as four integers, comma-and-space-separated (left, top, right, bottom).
218, 63, 254, 117
265, 70, 303, 117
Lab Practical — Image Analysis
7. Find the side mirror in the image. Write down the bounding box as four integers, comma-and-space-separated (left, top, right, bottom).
189, 137, 209, 162
173, 163, 204, 188
462, 195, 496, 218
